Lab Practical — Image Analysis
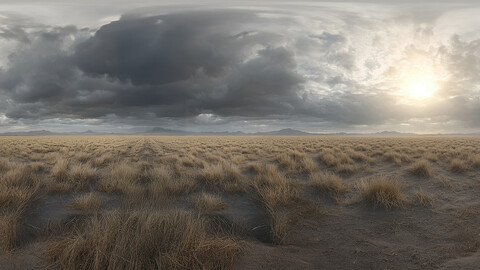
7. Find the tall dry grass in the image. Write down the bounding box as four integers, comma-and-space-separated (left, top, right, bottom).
309, 171, 346, 196
358, 176, 404, 209
194, 193, 228, 214
46, 210, 243, 269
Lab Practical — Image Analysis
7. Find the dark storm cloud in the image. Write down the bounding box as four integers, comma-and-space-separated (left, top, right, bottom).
74, 12, 258, 85
0, 5, 480, 132
0, 10, 308, 121
0, 24, 84, 104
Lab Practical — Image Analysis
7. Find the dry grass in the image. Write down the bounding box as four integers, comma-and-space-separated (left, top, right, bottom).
45, 210, 242, 269
0, 163, 40, 210
449, 158, 468, 173
51, 158, 69, 182
250, 164, 304, 244
358, 176, 404, 209
91, 153, 113, 167
97, 162, 141, 193
251, 164, 300, 208
194, 193, 228, 214
148, 167, 197, 199
0, 157, 11, 172
1, 136, 479, 267
0, 211, 20, 251
471, 155, 480, 168
300, 157, 318, 174
198, 163, 245, 193
68, 192, 105, 213
276, 153, 297, 171
309, 171, 346, 196
47, 182, 72, 194
384, 150, 412, 166
414, 189, 434, 207
198, 164, 224, 188
335, 163, 359, 174
68, 163, 97, 190
408, 160, 433, 178
435, 176, 454, 189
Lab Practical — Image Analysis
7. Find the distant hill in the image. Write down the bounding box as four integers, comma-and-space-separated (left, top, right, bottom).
0, 128, 479, 137
0, 130, 56, 136
253, 128, 312, 136
0, 130, 117, 136
371, 131, 418, 136
145, 127, 190, 135
142, 127, 310, 136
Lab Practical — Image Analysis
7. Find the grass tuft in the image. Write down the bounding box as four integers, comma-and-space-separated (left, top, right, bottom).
68, 192, 105, 213
194, 193, 228, 215
449, 158, 468, 173
358, 176, 404, 209
309, 171, 346, 196
45, 210, 242, 269
408, 160, 433, 178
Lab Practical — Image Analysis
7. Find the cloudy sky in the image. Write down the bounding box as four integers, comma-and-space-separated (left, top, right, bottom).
0, 0, 479, 133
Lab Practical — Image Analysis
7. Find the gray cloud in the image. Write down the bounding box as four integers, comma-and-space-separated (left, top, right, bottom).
0, 11, 306, 121
0, 4, 479, 133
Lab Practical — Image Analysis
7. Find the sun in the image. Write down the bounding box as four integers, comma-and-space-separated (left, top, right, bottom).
395, 54, 442, 101
403, 73, 437, 100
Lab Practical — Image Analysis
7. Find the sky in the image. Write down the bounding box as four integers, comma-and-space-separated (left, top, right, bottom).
0, 0, 479, 133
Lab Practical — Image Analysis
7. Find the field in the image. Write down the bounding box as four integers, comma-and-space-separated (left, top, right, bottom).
0, 136, 479, 269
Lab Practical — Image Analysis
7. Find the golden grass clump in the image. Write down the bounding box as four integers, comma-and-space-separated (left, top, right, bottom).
91, 153, 113, 167
51, 158, 69, 182
68, 163, 97, 190
198, 163, 245, 193
222, 163, 245, 193
0, 157, 11, 172
47, 182, 72, 194
309, 171, 346, 195
346, 150, 376, 164
435, 176, 453, 189
198, 164, 224, 187
148, 167, 196, 199
45, 210, 243, 270
0, 211, 20, 251
414, 189, 434, 207
384, 150, 412, 166
358, 176, 404, 209
335, 163, 359, 174
449, 158, 468, 173
0, 163, 40, 209
0, 184, 37, 209
97, 162, 141, 193
408, 160, 433, 178
319, 152, 338, 167
300, 157, 318, 174
249, 164, 303, 244
251, 164, 299, 208
276, 153, 297, 171
471, 155, 480, 168
1, 163, 36, 187
178, 155, 205, 168
68, 192, 105, 213
194, 193, 228, 214
74, 152, 91, 163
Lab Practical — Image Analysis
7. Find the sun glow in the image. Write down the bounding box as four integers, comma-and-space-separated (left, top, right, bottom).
403, 71, 437, 100
396, 54, 443, 101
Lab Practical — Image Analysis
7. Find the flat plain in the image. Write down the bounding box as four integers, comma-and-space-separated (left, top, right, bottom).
0, 136, 479, 269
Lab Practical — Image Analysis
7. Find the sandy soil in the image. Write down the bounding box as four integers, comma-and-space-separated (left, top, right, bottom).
0, 136, 479, 269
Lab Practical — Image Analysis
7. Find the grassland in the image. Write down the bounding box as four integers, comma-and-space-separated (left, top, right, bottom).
0, 136, 479, 269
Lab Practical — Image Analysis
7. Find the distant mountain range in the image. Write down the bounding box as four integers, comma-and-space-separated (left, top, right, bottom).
142, 127, 480, 136
0, 128, 479, 136
142, 127, 311, 136
0, 130, 116, 136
